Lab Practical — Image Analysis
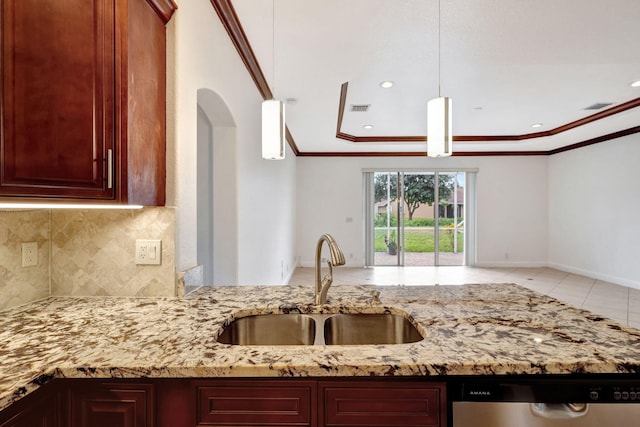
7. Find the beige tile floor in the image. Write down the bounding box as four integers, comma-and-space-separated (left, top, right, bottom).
289, 266, 640, 330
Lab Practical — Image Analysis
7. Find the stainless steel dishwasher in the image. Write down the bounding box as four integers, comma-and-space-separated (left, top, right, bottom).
451, 377, 640, 426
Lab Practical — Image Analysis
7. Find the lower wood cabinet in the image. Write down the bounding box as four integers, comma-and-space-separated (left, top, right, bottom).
193, 380, 316, 426
0, 383, 59, 427
319, 381, 446, 427
0, 378, 447, 427
67, 381, 155, 427
189, 379, 445, 427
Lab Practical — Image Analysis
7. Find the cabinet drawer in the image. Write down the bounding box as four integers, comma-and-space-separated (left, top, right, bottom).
195, 380, 316, 426
320, 381, 445, 427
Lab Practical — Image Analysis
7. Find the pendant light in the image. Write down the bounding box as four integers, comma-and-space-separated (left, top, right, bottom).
262, 0, 285, 160
262, 99, 285, 159
427, 0, 453, 158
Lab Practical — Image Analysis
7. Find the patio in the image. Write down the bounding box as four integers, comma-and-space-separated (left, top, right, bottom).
374, 251, 464, 266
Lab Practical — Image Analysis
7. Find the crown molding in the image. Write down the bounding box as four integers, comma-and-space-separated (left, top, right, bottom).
337, 81, 640, 144
209, 0, 300, 155
211, 1, 638, 158
146, 0, 178, 24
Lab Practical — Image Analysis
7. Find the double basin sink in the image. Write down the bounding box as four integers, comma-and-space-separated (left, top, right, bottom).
217, 311, 424, 346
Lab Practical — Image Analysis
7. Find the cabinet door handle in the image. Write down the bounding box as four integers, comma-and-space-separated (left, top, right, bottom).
107, 149, 113, 189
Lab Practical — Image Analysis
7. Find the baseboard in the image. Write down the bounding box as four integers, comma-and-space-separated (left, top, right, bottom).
282, 263, 297, 285
548, 262, 640, 291
474, 261, 548, 268
302, 260, 548, 269
298, 260, 366, 268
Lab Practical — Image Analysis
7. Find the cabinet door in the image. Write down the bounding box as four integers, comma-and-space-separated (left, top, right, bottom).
194, 379, 317, 427
69, 382, 154, 427
0, 409, 56, 427
0, 386, 58, 427
0, 0, 114, 199
319, 381, 446, 427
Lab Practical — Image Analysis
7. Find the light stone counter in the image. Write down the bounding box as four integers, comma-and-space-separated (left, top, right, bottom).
1, 283, 640, 411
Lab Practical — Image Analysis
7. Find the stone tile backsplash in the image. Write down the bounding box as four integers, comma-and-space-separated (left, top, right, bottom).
0, 209, 50, 311
0, 207, 175, 310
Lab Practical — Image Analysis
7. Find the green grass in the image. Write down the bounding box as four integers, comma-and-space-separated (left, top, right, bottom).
375, 228, 464, 253
374, 214, 456, 228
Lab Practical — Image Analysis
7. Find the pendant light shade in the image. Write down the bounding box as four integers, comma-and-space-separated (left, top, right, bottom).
427, 0, 453, 158
427, 96, 453, 158
262, 99, 285, 160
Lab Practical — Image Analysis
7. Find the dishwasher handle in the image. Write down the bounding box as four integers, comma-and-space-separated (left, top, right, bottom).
531, 403, 589, 419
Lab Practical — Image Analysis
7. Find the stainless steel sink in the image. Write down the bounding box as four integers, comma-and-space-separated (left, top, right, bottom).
217, 311, 424, 346
216, 314, 316, 345
323, 313, 423, 345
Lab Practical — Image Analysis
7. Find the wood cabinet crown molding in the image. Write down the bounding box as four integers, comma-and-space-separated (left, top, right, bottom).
145, 0, 178, 24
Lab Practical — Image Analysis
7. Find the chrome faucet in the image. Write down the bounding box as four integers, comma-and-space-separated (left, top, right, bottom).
314, 234, 346, 304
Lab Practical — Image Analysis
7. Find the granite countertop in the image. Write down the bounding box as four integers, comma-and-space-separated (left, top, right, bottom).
1, 283, 640, 411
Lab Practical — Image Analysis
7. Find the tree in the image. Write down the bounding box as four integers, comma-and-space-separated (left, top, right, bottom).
374, 173, 454, 220
374, 173, 398, 203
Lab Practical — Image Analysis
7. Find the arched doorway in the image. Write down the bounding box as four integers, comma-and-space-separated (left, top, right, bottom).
197, 89, 238, 285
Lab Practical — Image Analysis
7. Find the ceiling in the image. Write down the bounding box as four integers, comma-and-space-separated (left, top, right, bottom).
221, 0, 640, 155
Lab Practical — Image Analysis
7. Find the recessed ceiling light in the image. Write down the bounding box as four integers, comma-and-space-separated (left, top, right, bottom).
631, 80, 640, 88
531, 123, 543, 128
363, 124, 374, 129
286, 98, 298, 105
379, 81, 394, 89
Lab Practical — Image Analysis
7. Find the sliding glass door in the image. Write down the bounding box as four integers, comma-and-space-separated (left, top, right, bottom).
365, 171, 468, 267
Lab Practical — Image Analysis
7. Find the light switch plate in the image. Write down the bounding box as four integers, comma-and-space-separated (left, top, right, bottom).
135, 239, 162, 265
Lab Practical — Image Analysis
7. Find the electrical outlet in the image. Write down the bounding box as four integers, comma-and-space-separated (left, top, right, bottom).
21, 242, 38, 267
135, 239, 162, 265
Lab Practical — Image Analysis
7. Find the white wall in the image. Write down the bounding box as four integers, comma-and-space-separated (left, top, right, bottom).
169, 0, 296, 285
296, 156, 548, 268
548, 134, 640, 289
475, 156, 548, 267
212, 126, 239, 285
169, 0, 637, 290
236, 142, 297, 285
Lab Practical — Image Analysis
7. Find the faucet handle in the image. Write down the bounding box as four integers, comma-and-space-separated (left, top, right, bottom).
325, 260, 333, 278
371, 290, 381, 305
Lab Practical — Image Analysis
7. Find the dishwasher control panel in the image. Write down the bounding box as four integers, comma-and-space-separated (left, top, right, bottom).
456, 379, 640, 404
590, 386, 640, 402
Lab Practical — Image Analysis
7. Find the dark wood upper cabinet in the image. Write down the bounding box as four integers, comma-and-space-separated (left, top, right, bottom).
0, 0, 176, 205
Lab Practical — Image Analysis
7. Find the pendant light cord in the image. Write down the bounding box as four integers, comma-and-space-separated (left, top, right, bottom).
272, 0, 276, 100
438, 0, 441, 98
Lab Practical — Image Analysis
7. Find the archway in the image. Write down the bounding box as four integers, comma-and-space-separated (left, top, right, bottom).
196, 89, 238, 285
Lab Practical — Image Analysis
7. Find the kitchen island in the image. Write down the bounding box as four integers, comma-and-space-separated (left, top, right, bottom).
1, 283, 639, 424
